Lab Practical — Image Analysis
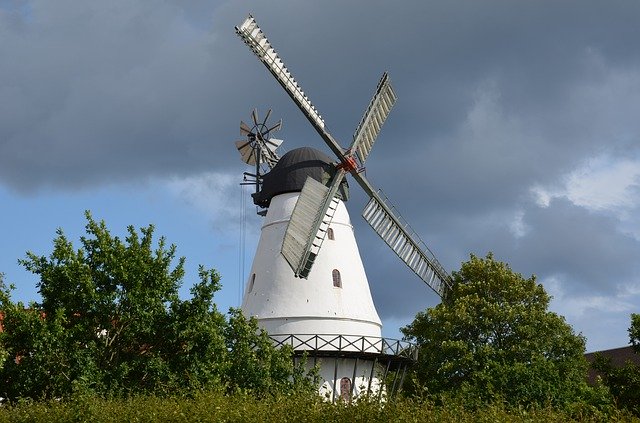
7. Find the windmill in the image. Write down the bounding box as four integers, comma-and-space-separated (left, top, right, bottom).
234, 15, 452, 402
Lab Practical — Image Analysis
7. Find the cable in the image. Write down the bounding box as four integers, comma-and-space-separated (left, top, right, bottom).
238, 183, 247, 305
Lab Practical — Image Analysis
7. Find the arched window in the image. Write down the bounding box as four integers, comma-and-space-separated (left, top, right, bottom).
248, 273, 255, 293
332, 269, 342, 288
327, 227, 335, 240
340, 377, 352, 402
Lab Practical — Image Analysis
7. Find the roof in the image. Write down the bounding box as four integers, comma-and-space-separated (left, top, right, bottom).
585, 345, 640, 385
252, 147, 349, 208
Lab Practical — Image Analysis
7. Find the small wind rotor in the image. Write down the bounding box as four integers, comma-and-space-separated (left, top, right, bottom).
235, 108, 283, 172
236, 15, 453, 298
235, 108, 283, 199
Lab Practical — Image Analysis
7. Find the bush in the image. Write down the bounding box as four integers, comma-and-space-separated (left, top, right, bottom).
0, 391, 635, 423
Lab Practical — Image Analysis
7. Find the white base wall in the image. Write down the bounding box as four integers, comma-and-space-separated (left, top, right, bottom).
300, 357, 385, 402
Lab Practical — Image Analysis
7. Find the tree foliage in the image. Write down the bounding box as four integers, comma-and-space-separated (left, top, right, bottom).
402, 253, 596, 408
630, 313, 640, 353
0, 273, 9, 372
592, 313, 640, 416
0, 212, 313, 400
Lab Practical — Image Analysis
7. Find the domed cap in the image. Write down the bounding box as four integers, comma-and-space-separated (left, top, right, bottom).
252, 147, 349, 207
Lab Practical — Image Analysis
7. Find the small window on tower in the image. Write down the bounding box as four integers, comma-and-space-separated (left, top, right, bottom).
248, 273, 256, 293
332, 269, 342, 288
327, 227, 335, 240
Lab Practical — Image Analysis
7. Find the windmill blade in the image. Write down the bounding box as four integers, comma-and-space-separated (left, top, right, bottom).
265, 137, 283, 152
267, 119, 283, 133
361, 189, 453, 298
258, 137, 282, 168
262, 108, 272, 127
252, 109, 259, 126
281, 172, 346, 278
236, 15, 346, 161
235, 139, 257, 165
350, 72, 397, 165
235, 136, 281, 168
240, 120, 253, 136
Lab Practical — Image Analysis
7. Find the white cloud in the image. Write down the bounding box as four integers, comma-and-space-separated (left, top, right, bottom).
543, 274, 640, 350
509, 209, 528, 238
164, 172, 260, 235
531, 155, 640, 217
530, 185, 555, 208
166, 172, 236, 212
565, 156, 640, 214
544, 272, 637, 320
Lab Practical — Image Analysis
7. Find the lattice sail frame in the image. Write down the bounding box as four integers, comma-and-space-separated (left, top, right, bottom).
362, 194, 451, 297
351, 72, 397, 165
236, 16, 325, 130
281, 175, 343, 278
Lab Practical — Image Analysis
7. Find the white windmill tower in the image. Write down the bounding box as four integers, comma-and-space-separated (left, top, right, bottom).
234, 15, 453, 402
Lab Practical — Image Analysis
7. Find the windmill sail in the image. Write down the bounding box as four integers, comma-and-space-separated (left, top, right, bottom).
235, 16, 346, 159
236, 16, 324, 131
351, 72, 397, 165
281, 173, 345, 278
362, 194, 452, 297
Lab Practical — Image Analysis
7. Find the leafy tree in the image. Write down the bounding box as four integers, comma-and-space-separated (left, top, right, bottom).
0, 292, 93, 399
402, 253, 594, 408
592, 314, 640, 416
0, 212, 311, 400
223, 308, 318, 396
630, 313, 640, 352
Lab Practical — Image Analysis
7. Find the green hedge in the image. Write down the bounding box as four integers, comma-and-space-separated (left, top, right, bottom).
0, 391, 636, 423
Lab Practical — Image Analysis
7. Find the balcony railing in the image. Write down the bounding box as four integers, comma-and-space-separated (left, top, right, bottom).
268, 334, 417, 361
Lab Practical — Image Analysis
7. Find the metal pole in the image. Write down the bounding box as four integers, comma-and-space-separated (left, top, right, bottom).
390, 366, 400, 397
331, 358, 339, 404
367, 357, 377, 395
254, 140, 260, 195
397, 364, 408, 396
378, 360, 391, 401
350, 357, 358, 402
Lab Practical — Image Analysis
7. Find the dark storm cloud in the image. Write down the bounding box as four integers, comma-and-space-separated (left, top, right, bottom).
361, 195, 640, 322
2, 0, 640, 337
510, 198, 640, 293
3, 1, 639, 191
0, 1, 243, 191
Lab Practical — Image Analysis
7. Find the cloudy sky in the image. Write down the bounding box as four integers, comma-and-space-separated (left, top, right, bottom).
1, 0, 639, 352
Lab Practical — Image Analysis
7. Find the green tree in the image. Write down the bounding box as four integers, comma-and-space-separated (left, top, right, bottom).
0, 212, 312, 400
592, 314, 640, 416
631, 313, 640, 352
402, 253, 594, 408
223, 308, 317, 396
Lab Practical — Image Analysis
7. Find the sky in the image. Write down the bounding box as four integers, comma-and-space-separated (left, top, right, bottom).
1, 0, 639, 352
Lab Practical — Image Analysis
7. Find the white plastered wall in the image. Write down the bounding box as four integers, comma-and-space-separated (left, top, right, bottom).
241, 192, 382, 338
